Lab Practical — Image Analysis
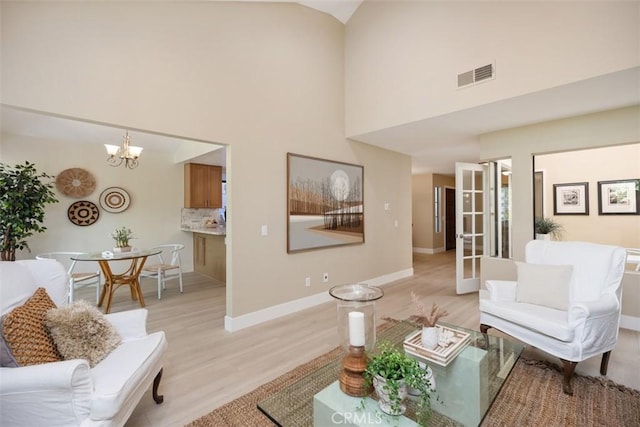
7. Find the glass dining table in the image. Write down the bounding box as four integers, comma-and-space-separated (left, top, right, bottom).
71, 249, 160, 313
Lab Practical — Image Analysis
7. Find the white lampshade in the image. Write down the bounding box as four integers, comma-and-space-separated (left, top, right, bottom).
128, 146, 143, 158
104, 144, 120, 156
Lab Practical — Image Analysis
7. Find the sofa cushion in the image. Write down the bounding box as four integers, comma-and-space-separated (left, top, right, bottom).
515, 262, 573, 310
1, 287, 63, 366
479, 298, 575, 342
0, 323, 19, 367
45, 300, 121, 367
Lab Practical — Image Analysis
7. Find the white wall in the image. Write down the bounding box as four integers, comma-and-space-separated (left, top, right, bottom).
480, 106, 640, 260
1, 134, 192, 273
345, 1, 639, 136
1, 2, 414, 328
535, 144, 640, 248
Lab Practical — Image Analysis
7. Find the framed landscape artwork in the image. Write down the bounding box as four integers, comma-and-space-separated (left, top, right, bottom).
553, 182, 589, 215
287, 153, 364, 253
598, 179, 640, 215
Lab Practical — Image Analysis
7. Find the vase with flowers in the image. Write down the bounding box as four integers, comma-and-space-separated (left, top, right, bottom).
410, 292, 449, 350
111, 226, 133, 252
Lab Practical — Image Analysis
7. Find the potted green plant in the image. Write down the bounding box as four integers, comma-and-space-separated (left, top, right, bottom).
0, 162, 58, 261
534, 217, 563, 240
364, 341, 433, 425
111, 226, 134, 252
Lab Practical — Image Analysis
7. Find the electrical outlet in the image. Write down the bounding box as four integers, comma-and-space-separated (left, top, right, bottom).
305, 277, 311, 287
323, 272, 329, 283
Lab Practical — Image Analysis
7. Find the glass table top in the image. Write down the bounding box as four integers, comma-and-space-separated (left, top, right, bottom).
257, 320, 524, 426
71, 248, 161, 261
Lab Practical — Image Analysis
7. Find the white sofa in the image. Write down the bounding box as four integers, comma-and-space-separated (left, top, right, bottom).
479, 240, 626, 395
0, 259, 168, 426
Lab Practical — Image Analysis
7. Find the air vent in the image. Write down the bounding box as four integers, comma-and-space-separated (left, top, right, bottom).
457, 63, 495, 88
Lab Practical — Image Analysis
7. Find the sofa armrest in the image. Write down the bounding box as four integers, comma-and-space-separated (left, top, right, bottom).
569, 294, 619, 323
105, 308, 149, 341
485, 280, 517, 302
0, 359, 92, 426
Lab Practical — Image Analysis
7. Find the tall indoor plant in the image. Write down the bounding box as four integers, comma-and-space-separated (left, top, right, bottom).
0, 162, 58, 261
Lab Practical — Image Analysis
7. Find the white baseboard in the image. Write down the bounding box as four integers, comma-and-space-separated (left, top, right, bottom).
413, 247, 445, 254
224, 267, 414, 333
620, 314, 640, 331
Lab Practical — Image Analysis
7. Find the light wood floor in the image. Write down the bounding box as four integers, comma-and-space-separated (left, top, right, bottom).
74, 251, 640, 427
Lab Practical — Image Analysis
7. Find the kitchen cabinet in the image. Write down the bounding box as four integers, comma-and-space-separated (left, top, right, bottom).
184, 163, 222, 208
193, 233, 226, 283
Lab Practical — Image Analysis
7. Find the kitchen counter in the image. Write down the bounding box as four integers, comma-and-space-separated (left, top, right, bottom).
191, 231, 226, 282
180, 227, 226, 236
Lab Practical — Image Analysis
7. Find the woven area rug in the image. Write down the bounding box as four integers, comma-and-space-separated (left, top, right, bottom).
186, 320, 640, 427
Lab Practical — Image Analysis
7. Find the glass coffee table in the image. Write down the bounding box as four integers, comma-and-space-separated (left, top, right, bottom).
257, 320, 524, 426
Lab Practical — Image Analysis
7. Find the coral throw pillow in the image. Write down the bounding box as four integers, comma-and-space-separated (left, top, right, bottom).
45, 300, 121, 367
1, 287, 63, 366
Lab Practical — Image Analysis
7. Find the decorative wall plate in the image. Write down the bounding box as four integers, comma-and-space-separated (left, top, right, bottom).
99, 187, 131, 213
56, 168, 96, 198
67, 200, 100, 226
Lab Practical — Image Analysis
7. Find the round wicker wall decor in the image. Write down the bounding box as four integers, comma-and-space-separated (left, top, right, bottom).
67, 200, 100, 226
99, 187, 131, 213
56, 168, 96, 198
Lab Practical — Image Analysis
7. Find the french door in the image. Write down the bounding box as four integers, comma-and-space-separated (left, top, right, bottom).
455, 162, 488, 294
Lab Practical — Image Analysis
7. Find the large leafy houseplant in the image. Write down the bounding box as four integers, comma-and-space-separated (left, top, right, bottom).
363, 341, 433, 425
0, 162, 58, 261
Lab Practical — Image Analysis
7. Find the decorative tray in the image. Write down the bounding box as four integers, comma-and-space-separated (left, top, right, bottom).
403, 325, 471, 367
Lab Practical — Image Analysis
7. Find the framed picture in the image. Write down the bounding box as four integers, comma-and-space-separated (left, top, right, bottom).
598, 179, 640, 215
287, 153, 364, 253
553, 182, 589, 215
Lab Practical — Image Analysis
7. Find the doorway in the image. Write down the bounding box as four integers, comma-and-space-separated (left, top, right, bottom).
445, 188, 456, 250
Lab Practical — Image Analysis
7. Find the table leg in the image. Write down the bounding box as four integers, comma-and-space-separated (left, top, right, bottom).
95, 255, 151, 313
97, 260, 113, 309
132, 256, 149, 308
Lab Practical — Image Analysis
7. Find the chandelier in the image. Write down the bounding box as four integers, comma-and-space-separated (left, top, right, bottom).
104, 131, 143, 169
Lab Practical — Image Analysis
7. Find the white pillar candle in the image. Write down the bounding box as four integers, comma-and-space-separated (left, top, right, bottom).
348, 311, 365, 347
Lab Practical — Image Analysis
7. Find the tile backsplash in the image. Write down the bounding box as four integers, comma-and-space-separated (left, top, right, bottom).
181, 208, 225, 229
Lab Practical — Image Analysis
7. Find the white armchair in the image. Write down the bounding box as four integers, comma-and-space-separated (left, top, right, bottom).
0, 259, 168, 426
479, 240, 626, 395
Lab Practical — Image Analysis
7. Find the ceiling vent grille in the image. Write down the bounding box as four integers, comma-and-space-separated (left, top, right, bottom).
457, 63, 495, 88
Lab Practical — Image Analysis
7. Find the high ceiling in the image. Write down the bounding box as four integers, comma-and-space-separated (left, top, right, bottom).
298, 0, 363, 24
1, 2, 638, 174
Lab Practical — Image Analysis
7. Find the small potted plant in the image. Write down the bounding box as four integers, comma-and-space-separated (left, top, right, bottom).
364, 341, 433, 424
534, 217, 563, 241
111, 226, 133, 252
410, 292, 449, 350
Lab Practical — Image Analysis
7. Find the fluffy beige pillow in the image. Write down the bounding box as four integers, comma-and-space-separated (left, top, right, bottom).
45, 300, 121, 367
515, 262, 573, 311
2, 287, 63, 366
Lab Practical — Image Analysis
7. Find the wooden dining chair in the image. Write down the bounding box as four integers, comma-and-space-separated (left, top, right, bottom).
139, 244, 185, 299
35, 252, 101, 304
